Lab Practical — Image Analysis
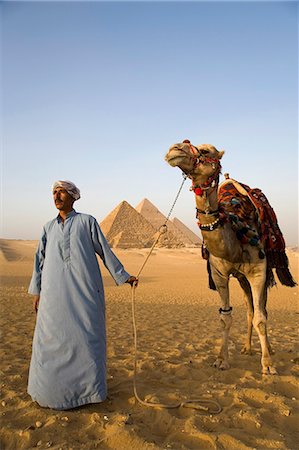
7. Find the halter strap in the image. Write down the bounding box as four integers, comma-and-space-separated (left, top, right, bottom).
181, 140, 222, 194
183, 139, 200, 156
191, 169, 221, 196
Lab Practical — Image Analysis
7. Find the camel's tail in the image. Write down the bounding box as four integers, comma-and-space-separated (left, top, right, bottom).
267, 249, 297, 287
275, 267, 297, 287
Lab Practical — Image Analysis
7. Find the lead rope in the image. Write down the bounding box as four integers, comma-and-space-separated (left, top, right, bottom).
130, 175, 222, 414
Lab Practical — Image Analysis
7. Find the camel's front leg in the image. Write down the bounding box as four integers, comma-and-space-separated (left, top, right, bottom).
211, 268, 232, 370
248, 264, 277, 375
215, 309, 233, 370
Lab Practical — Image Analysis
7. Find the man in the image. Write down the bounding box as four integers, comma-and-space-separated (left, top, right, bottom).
28, 180, 137, 410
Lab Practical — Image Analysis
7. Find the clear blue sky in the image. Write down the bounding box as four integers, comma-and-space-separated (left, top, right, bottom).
1, 1, 298, 245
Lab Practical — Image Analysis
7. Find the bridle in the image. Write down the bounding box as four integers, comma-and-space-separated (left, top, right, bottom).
180, 140, 222, 231
180, 139, 222, 196
175, 140, 201, 173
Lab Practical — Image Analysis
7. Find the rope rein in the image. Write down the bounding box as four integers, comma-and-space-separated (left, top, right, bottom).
130, 175, 222, 414
134, 174, 188, 279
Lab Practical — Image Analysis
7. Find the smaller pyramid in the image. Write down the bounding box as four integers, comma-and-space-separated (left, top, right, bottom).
100, 201, 156, 248
172, 217, 201, 247
136, 199, 184, 248
136, 198, 201, 247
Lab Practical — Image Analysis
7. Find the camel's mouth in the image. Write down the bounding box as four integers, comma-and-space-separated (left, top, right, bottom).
165, 155, 185, 167
165, 149, 190, 167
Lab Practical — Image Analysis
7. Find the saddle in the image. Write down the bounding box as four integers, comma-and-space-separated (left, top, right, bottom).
204, 177, 296, 288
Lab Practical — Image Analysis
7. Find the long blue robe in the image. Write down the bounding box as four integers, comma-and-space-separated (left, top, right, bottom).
28, 210, 130, 410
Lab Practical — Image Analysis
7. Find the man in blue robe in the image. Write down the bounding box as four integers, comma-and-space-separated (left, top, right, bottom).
28, 180, 137, 410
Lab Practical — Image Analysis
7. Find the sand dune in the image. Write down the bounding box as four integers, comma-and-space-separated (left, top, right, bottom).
0, 240, 298, 449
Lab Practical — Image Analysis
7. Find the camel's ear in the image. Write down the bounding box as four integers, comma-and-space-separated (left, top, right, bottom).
218, 150, 225, 160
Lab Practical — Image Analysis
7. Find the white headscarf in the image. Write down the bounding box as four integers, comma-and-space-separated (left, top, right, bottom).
52, 180, 81, 200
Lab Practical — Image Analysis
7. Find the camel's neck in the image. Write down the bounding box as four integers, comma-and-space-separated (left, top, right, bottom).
193, 180, 243, 261
194, 185, 221, 232
195, 186, 218, 216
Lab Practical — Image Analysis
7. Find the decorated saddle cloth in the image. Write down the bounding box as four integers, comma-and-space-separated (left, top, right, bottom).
217, 179, 296, 287
202, 178, 296, 288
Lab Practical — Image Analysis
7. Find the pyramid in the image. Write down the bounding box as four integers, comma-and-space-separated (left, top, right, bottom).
172, 217, 201, 247
136, 198, 200, 247
135, 199, 184, 248
100, 201, 156, 248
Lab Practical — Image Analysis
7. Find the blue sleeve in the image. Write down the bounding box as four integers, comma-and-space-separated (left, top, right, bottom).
28, 227, 47, 295
90, 218, 130, 286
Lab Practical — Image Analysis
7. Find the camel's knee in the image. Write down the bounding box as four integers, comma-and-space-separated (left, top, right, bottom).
257, 321, 266, 336
219, 309, 232, 329
253, 315, 267, 334
255, 322, 267, 336
220, 317, 232, 330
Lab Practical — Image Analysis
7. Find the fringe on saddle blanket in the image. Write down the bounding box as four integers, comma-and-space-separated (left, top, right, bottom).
204, 178, 296, 288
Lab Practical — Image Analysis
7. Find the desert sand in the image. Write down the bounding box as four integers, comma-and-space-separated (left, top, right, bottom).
0, 239, 298, 450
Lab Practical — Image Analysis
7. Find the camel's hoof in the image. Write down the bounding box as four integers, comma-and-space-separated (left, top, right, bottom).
262, 366, 278, 375
213, 358, 230, 370
241, 346, 252, 355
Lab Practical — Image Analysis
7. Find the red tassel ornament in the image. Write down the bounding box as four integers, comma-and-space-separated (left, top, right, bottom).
194, 187, 204, 196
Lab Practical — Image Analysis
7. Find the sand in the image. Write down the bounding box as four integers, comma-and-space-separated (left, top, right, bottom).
0, 239, 298, 450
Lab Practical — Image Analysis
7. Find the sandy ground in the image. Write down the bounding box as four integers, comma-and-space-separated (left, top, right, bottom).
0, 239, 298, 450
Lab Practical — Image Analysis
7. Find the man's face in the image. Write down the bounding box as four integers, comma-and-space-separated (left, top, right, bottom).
53, 187, 74, 212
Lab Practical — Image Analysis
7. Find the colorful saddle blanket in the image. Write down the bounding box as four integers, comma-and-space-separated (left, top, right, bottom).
218, 180, 286, 269
203, 178, 296, 288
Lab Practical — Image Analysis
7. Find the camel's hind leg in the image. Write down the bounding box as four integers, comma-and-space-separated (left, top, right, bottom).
210, 267, 232, 370
235, 274, 254, 355
247, 263, 277, 375
236, 273, 274, 356
261, 284, 274, 355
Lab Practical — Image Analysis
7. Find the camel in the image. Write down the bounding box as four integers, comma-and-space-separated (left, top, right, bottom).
165, 140, 296, 374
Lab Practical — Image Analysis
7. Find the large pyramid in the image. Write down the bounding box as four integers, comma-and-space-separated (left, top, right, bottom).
135, 199, 169, 231
100, 201, 156, 248
135, 198, 185, 248
136, 198, 201, 247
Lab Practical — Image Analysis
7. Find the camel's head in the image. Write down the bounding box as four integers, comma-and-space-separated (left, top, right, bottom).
165, 140, 224, 183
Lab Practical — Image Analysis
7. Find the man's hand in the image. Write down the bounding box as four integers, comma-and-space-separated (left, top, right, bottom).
33, 296, 40, 314
126, 276, 138, 287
